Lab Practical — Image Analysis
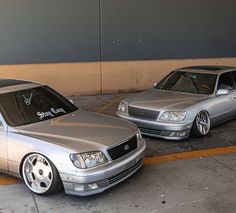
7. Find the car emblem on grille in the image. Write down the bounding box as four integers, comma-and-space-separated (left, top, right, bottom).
138, 109, 144, 115
124, 144, 129, 151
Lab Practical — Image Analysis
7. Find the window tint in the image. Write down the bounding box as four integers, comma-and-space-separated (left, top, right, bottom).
0, 86, 78, 127
217, 72, 234, 91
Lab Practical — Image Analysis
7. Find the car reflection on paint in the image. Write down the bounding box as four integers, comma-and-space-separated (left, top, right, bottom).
117, 65, 236, 140
0, 79, 146, 196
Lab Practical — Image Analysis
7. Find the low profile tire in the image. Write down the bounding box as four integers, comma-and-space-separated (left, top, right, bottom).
22, 153, 62, 195
191, 111, 210, 138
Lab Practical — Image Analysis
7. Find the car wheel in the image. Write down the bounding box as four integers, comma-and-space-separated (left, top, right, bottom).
22, 153, 62, 195
191, 111, 210, 137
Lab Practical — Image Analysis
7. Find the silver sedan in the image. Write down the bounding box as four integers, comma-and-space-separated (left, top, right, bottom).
117, 66, 236, 140
0, 79, 146, 196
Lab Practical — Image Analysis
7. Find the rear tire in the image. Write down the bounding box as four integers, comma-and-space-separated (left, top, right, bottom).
22, 153, 62, 195
191, 111, 210, 138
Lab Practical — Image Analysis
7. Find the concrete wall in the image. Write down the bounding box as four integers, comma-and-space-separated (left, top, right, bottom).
0, 0, 236, 95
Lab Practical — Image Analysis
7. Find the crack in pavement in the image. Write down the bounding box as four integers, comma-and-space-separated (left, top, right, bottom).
31, 192, 40, 213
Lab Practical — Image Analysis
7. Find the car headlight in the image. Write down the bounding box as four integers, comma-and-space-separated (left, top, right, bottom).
136, 128, 144, 147
118, 102, 128, 114
159, 111, 187, 122
70, 151, 108, 169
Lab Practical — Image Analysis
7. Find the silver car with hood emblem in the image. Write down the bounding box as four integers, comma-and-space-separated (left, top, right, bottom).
0, 79, 146, 196
117, 66, 236, 140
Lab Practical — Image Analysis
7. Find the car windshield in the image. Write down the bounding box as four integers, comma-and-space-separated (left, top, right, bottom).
0, 86, 78, 127
156, 71, 217, 94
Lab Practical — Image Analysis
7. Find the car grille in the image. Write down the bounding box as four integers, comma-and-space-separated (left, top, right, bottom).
108, 159, 143, 185
140, 127, 161, 135
107, 136, 137, 160
128, 106, 159, 120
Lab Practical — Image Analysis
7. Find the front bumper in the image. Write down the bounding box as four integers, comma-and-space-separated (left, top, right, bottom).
60, 140, 146, 196
117, 112, 192, 140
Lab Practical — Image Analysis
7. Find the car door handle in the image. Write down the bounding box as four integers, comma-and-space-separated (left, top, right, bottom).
233, 96, 236, 99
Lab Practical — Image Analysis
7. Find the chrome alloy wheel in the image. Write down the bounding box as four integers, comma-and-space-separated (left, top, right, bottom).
195, 111, 210, 135
22, 154, 53, 194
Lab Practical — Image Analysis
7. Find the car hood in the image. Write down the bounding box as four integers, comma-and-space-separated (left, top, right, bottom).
15, 110, 137, 152
126, 89, 208, 110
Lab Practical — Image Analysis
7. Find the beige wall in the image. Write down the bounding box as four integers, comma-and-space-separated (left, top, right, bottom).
0, 63, 101, 95
0, 57, 236, 95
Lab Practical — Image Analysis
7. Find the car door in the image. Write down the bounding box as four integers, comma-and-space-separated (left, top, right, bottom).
0, 114, 8, 171
210, 72, 236, 124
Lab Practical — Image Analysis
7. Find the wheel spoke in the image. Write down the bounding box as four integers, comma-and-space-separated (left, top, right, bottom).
27, 156, 36, 166
200, 121, 208, 126
196, 116, 200, 123
31, 181, 40, 191
202, 125, 206, 134
42, 176, 51, 187
199, 125, 202, 133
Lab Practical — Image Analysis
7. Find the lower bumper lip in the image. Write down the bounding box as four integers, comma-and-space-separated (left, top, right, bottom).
60, 141, 146, 196
141, 128, 191, 140
116, 112, 192, 140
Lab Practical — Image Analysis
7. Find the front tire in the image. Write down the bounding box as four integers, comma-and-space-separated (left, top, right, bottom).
22, 153, 62, 195
191, 111, 210, 138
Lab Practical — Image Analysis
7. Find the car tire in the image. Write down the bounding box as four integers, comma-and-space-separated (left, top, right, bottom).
22, 153, 63, 195
191, 111, 210, 138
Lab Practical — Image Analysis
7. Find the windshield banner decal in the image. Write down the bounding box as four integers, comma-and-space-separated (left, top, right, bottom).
37, 108, 66, 120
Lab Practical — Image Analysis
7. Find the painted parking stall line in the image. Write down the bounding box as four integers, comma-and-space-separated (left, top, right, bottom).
0, 177, 21, 186
1, 145, 236, 186
144, 145, 236, 165
96, 96, 124, 113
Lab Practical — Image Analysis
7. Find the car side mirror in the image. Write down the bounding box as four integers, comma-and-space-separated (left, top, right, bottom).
153, 81, 158, 88
216, 89, 229, 96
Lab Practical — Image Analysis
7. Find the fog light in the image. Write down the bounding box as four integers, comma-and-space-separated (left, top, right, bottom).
74, 184, 85, 192
177, 131, 187, 137
87, 183, 99, 190
169, 131, 176, 137
161, 130, 188, 137
74, 183, 99, 192
160, 131, 171, 136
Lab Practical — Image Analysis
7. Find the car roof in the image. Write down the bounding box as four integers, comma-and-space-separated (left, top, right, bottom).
0, 79, 32, 88
179, 65, 236, 74
0, 78, 42, 94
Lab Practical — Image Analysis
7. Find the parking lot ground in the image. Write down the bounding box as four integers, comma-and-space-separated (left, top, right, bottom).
1, 92, 236, 212
1, 153, 236, 213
